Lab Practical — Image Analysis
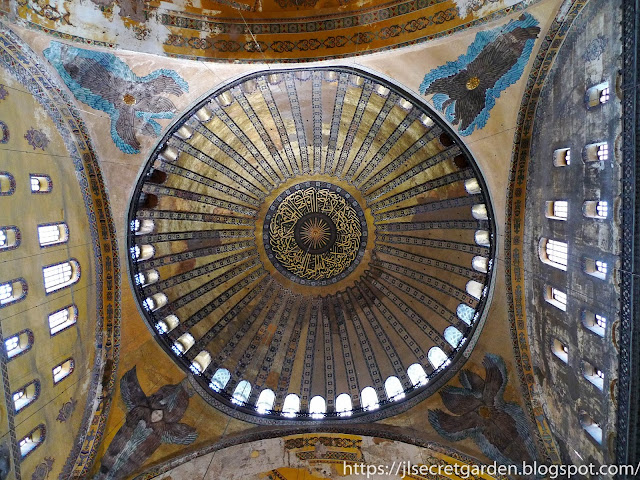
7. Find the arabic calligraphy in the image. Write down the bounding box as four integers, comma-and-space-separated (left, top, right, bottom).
265, 183, 365, 284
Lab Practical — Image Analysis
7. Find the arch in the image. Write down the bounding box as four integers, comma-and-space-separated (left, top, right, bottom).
256, 389, 276, 414
583, 200, 608, 219
444, 326, 464, 348
19, 424, 45, 458
190, 351, 211, 374
466, 280, 483, 299
384, 376, 404, 401
309, 396, 326, 419
232, 381, 251, 405
155, 314, 179, 334
282, 393, 300, 417
43, 259, 81, 294
209, 369, 230, 391
407, 363, 428, 387
471, 256, 489, 273
4, 330, 33, 359
143, 293, 168, 312
49, 305, 78, 336
335, 393, 352, 417
0, 226, 20, 251
538, 238, 568, 271
474, 230, 491, 247
0, 172, 15, 195
544, 286, 567, 311
553, 148, 571, 167
471, 204, 488, 220
0, 279, 27, 308
360, 387, 379, 411
464, 178, 481, 195
30, 174, 52, 193
53, 358, 74, 384
583, 141, 609, 162
428, 347, 449, 370
37, 223, 69, 247
172, 333, 195, 355
13, 380, 39, 413
135, 269, 160, 287
545, 200, 568, 220
456, 304, 475, 325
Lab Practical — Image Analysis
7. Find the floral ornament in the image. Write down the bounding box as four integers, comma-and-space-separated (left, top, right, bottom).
0, 84, 8, 101
56, 398, 77, 422
24, 127, 49, 150
44, 41, 188, 154
31, 457, 54, 480
0, 122, 8, 144
428, 354, 537, 466
420, 13, 539, 136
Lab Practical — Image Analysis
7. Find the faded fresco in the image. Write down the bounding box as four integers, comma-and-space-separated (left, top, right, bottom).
94, 367, 197, 480
428, 354, 537, 466
44, 41, 188, 154
420, 13, 540, 135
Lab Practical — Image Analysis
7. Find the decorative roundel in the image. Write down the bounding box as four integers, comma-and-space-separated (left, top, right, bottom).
127, 67, 496, 424
264, 182, 367, 285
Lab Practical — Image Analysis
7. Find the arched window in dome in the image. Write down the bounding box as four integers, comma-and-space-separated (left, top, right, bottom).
135, 269, 160, 287
190, 351, 211, 375
584, 258, 608, 280
143, 293, 168, 312
282, 393, 300, 417
209, 368, 230, 392
407, 364, 428, 387
466, 280, 484, 299
30, 174, 52, 193
583, 142, 609, 162
361, 387, 379, 411
131, 244, 154, 261
256, 389, 275, 414
428, 347, 450, 370
539, 238, 568, 271
155, 314, 179, 334
456, 304, 475, 325
309, 395, 326, 419
0, 226, 19, 251
0, 279, 27, 307
12, 380, 39, 413
472, 256, 489, 273
464, 178, 481, 195
172, 333, 194, 355
232, 380, 251, 406
444, 326, 464, 348
5, 330, 33, 360
48, 305, 77, 336
43, 259, 80, 294
132, 218, 155, 235
37, 223, 68, 247
553, 148, 571, 167
384, 376, 404, 401
583, 200, 608, 219
0, 172, 15, 195
580, 412, 603, 444
586, 82, 610, 107
19, 425, 45, 458
335, 393, 352, 417
471, 204, 488, 220
545, 200, 568, 220
53, 358, 74, 384
474, 230, 490, 247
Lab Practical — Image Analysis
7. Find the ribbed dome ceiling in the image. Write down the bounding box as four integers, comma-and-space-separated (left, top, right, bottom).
127, 67, 495, 423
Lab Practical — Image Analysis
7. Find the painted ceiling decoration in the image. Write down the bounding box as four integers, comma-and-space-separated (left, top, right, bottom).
127, 66, 496, 424
420, 12, 540, 135
10, 0, 535, 62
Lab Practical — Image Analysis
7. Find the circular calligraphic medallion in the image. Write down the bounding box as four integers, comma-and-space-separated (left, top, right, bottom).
264, 182, 367, 285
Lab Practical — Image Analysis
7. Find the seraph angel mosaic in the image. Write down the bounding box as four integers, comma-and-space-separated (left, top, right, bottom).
428, 354, 537, 466
420, 13, 540, 136
44, 41, 188, 154
94, 367, 197, 480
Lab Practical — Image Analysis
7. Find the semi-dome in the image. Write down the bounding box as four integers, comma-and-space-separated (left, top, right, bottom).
127, 66, 496, 423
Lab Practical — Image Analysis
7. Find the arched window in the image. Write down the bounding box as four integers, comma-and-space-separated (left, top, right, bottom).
466, 281, 484, 299
30, 174, 52, 193
13, 380, 39, 413
583, 201, 608, 219
545, 286, 567, 311
474, 230, 490, 247
471, 204, 488, 220
384, 376, 404, 401
48, 305, 78, 335
19, 425, 45, 458
155, 314, 179, 334
420, 113, 434, 129
53, 358, 74, 384
552, 339, 569, 364
583, 142, 609, 162
256, 389, 275, 414
209, 368, 230, 391
190, 351, 211, 375
545, 201, 568, 220
131, 218, 155, 235
582, 311, 606, 337
0, 172, 15, 195
159, 145, 179, 162
456, 304, 475, 325
360, 387, 379, 411
583, 361, 604, 390
444, 326, 464, 348
37, 223, 68, 247
335, 393, 352, 417
5, 330, 33, 359
309, 395, 326, 419
174, 124, 194, 140
464, 178, 481, 195
134, 269, 160, 287
553, 148, 571, 167
143, 293, 168, 312
231, 380, 251, 405
0, 279, 27, 307
43, 259, 80, 294
471, 256, 489, 273
428, 347, 450, 370
579, 412, 603, 444
586, 82, 610, 107
282, 393, 300, 417
407, 363, 428, 387
172, 333, 194, 355
0, 226, 19, 251
584, 258, 608, 280
194, 106, 213, 123
539, 238, 568, 270
131, 244, 155, 261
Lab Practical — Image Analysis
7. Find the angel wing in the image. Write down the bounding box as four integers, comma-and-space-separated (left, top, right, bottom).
161, 422, 198, 445
120, 367, 147, 412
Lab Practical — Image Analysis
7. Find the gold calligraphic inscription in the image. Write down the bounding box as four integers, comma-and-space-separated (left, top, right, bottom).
268, 186, 363, 282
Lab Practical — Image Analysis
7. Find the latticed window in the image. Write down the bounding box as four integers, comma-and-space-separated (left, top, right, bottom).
0, 283, 12, 304
428, 347, 450, 370
597, 143, 609, 161
281, 393, 300, 416
546, 287, 568, 311
209, 368, 230, 392
596, 201, 608, 218
540, 239, 568, 270
595, 314, 607, 329
5, 336, 19, 358
232, 381, 251, 406
384, 376, 404, 401
30, 175, 51, 193
19, 425, 45, 458
456, 304, 475, 325
309, 395, 326, 418
444, 326, 464, 348
599, 86, 610, 104
553, 201, 568, 219
37, 224, 67, 247
0, 229, 6, 247
0, 280, 26, 306
407, 363, 428, 387
43, 261, 79, 293
256, 389, 275, 414
53, 359, 74, 384
48, 306, 77, 335
12, 381, 38, 413
360, 387, 379, 411
5, 331, 32, 360
595, 260, 607, 275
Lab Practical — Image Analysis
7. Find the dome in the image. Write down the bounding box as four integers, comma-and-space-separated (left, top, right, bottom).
127, 66, 495, 423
